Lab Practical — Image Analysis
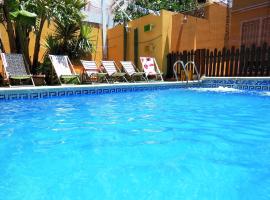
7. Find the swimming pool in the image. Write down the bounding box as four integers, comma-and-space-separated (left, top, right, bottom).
0, 88, 269, 199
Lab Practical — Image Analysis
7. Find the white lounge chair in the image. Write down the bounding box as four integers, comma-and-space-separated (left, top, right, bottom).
140, 57, 164, 81
120, 61, 147, 82
101, 61, 128, 83
49, 55, 80, 85
80, 60, 109, 83
0, 53, 35, 86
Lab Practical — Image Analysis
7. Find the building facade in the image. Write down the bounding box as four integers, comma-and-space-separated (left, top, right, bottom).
230, 0, 270, 47
107, 2, 227, 75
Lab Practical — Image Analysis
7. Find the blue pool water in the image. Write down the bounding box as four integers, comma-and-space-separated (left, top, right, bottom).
0, 88, 270, 200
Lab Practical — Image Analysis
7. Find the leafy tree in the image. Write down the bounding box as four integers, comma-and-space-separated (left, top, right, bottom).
43, 0, 93, 59
0, 0, 17, 52
30, 0, 87, 72
113, 0, 197, 23
0, 0, 37, 66
44, 24, 94, 59
0, 0, 89, 74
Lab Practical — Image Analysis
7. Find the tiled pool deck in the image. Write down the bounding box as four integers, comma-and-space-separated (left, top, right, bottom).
0, 77, 269, 101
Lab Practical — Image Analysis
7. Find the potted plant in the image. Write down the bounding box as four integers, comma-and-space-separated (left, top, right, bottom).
32, 63, 46, 86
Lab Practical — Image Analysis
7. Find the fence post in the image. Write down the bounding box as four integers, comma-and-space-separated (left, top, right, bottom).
221, 48, 226, 76
213, 49, 217, 76
217, 50, 221, 76
187, 51, 191, 71
209, 51, 214, 76
243, 47, 250, 76
234, 48, 239, 76
205, 49, 210, 76
229, 46, 235, 76
239, 45, 245, 76
255, 46, 261, 76
200, 49, 206, 76
261, 43, 267, 76
195, 49, 201, 75
267, 46, 270, 76
225, 48, 230, 76
249, 44, 256, 76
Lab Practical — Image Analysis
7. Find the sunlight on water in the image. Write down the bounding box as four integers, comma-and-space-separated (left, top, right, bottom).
260, 91, 270, 96
189, 86, 242, 93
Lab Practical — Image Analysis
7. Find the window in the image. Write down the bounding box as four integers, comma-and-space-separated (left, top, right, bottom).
241, 16, 270, 46
261, 17, 270, 45
241, 19, 260, 46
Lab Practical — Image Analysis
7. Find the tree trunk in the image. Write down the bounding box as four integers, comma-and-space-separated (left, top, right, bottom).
3, 1, 17, 52
32, 17, 46, 73
15, 24, 31, 67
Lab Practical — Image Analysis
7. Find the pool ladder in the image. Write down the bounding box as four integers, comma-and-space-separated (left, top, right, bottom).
173, 60, 200, 83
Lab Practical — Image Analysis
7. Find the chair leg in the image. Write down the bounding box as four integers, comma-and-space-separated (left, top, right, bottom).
30, 77, 35, 86
144, 76, 147, 82
145, 75, 149, 82
123, 76, 128, 82
77, 76, 81, 84
132, 76, 136, 83
160, 74, 164, 81
104, 76, 109, 83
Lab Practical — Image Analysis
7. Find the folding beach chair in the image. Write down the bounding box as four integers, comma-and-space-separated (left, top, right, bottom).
101, 61, 128, 83
140, 57, 164, 81
49, 55, 80, 85
0, 53, 35, 86
80, 60, 109, 83
120, 61, 147, 82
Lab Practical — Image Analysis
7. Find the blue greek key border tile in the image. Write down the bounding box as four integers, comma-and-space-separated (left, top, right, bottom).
0, 83, 199, 101
201, 79, 270, 91
0, 79, 269, 101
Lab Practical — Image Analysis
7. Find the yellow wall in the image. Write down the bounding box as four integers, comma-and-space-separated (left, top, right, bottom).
107, 24, 124, 66
171, 3, 227, 52
0, 24, 11, 53
107, 3, 227, 75
0, 22, 103, 63
90, 24, 103, 63
230, 1, 270, 47
107, 11, 167, 72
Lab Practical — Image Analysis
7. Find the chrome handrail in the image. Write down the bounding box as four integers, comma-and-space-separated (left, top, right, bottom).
173, 60, 188, 82
173, 60, 200, 83
185, 61, 200, 81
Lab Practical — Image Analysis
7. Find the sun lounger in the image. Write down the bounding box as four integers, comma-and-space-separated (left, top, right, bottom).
101, 61, 128, 83
0, 53, 35, 86
80, 60, 109, 83
49, 55, 80, 85
120, 61, 147, 82
140, 57, 164, 81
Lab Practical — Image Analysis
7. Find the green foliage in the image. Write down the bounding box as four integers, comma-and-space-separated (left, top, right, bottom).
114, 0, 197, 23
42, 0, 93, 60
44, 23, 94, 60
37, 56, 59, 85
72, 25, 95, 58
44, 34, 62, 55
10, 10, 37, 25
0, 0, 89, 73
52, 0, 86, 25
